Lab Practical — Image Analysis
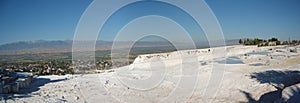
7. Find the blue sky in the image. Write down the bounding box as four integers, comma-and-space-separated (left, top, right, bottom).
206, 0, 300, 41
0, 0, 299, 44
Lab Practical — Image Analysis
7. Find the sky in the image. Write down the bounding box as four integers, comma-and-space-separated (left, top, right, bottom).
0, 0, 300, 44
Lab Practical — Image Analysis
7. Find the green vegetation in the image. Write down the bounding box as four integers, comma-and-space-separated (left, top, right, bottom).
239, 37, 300, 47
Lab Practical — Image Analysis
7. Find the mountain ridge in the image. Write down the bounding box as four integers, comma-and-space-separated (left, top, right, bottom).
0, 39, 239, 55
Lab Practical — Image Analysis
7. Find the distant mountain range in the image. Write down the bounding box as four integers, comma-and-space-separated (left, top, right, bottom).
0, 39, 239, 55
0, 40, 73, 51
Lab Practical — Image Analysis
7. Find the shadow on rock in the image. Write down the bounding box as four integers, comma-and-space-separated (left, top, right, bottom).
284, 85, 300, 103
240, 70, 300, 103
250, 70, 300, 87
1, 77, 67, 102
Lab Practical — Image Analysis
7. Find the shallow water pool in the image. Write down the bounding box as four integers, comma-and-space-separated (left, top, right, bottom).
249, 63, 264, 66
217, 56, 244, 64
247, 51, 270, 55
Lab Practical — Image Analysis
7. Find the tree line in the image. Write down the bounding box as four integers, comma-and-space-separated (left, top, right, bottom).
239, 37, 300, 47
